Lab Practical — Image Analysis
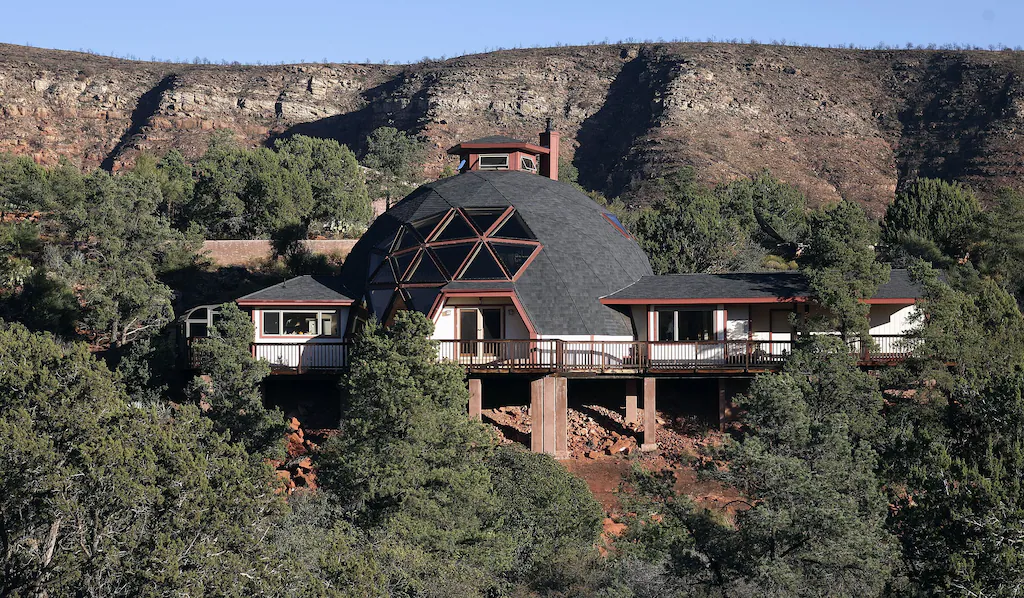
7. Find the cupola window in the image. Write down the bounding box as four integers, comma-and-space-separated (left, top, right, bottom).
520, 156, 537, 173
478, 154, 509, 170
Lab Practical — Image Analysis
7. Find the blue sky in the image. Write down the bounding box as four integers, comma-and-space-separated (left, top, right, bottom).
4, 0, 1022, 64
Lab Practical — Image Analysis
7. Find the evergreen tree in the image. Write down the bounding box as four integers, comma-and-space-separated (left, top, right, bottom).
882, 178, 979, 264
186, 302, 282, 457
0, 321, 293, 597
624, 336, 897, 597
801, 200, 890, 341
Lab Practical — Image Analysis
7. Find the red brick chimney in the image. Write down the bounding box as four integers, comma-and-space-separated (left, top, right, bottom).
538, 118, 559, 181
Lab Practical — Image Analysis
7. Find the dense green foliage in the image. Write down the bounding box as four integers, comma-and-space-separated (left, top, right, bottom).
882, 178, 980, 265
622, 337, 895, 597
317, 312, 604, 595
0, 321, 294, 597
186, 302, 284, 457
363, 126, 428, 209
626, 169, 806, 274
801, 199, 890, 340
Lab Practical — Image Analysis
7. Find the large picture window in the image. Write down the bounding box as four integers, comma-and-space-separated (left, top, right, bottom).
656, 309, 715, 341
262, 310, 339, 337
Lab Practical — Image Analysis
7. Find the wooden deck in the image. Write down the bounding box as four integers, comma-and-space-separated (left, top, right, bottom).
189, 335, 916, 375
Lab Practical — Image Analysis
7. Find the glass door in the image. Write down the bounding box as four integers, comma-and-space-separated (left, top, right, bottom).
458, 307, 504, 359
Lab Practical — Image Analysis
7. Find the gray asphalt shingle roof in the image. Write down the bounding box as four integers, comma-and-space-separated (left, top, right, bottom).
602, 269, 922, 301
237, 275, 354, 303
339, 171, 654, 336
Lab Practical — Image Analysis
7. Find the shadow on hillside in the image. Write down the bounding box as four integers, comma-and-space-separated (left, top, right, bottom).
266, 71, 429, 155
574, 48, 676, 197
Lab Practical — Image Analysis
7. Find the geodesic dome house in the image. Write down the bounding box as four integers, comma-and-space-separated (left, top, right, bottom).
338, 169, 654, 340
185, 127, 926, 459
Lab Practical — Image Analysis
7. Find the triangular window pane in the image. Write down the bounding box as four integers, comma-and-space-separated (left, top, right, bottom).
464, 208, 507, 235
371, 259, 397, 284
368, 289, 394, 320
430, 243, 475, 278
432, 212, 477, 242
367, 251, 386, 279
459, 246, 507, 280
386, 293, 408, 326
406, 252, 447, 283
405, 287, 441, 313
393, 252, 417, 280
395, 227, 420, 252
490, 242, 537, 278
412, 212, 446, 241
374, 229, 399, 252
491, 211, 535, 240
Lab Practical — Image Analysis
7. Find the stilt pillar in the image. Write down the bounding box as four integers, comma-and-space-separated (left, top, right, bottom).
641, 377, 657, 451
531, 377, 544, 453
718, 378, 730, 431
555, 376, 569, 459
625, 379, 639, 425
468, 378, 482, 420
530, 374, 568, 457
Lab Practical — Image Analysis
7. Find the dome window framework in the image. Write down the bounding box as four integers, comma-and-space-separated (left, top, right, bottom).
363, 206, 543, 323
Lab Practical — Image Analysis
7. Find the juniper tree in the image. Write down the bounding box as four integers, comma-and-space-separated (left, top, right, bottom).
186, 302, 282, 458
623, 336, 897, 597
801, 200, 890, 341
0, 321, 293, 597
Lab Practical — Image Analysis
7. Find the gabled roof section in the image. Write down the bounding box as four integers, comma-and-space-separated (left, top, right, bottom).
237, 275, 354, 305
601, 269, 922, 304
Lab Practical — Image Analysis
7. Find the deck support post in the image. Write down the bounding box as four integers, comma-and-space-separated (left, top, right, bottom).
718, 378, 729, 431
641, 377, 657, 451
625, 379, 639, 425
530, 374, 568, 458
468, 378, 482, 421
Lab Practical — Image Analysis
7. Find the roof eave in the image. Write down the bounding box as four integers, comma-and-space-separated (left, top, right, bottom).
237, 299, 355, 307
447, 142, 551, 155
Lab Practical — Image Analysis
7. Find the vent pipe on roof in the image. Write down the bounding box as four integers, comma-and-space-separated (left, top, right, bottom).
539, 120, 559, 181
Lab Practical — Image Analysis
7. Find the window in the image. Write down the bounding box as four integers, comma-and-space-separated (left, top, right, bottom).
184, 305, 220, 338
603, 213, 632, 239
479, 154, 509, 170
656, 309, 715, 341
520, 156, 537, 172
262, 310, 339, 337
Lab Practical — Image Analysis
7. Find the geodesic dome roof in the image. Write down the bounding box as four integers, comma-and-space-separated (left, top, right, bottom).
339, 171, 653, 336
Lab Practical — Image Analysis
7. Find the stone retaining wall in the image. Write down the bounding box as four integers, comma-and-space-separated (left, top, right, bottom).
202, 239, 358, 267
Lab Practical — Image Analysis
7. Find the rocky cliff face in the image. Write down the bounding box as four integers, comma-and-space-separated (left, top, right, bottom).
4, 42, 1024, 216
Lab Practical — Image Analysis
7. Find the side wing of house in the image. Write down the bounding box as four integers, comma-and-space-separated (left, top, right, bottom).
236, 275, 354, 372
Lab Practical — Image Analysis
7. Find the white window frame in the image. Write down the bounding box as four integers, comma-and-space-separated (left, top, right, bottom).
261, 309, 340, 337
478, 154, 509, 170
184, 305, 220, 338
520, 156, 537, 173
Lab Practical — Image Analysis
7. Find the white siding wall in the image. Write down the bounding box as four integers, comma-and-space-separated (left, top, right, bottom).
870, 304, 919, 336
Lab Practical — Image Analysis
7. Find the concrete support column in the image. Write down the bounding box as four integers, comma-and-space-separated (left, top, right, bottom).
530, 374, 568, 457
555, 376, 569, 459
625, 379, 639, 425
468, 378, 482, 421
531, 377, 544, 453
718, 378, 729, 431
642, 377, 658, 451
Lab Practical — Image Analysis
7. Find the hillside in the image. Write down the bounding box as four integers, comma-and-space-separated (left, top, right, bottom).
3, 42, 1024, 215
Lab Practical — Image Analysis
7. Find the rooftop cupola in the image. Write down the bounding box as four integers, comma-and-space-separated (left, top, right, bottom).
447, 119, 560, 180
